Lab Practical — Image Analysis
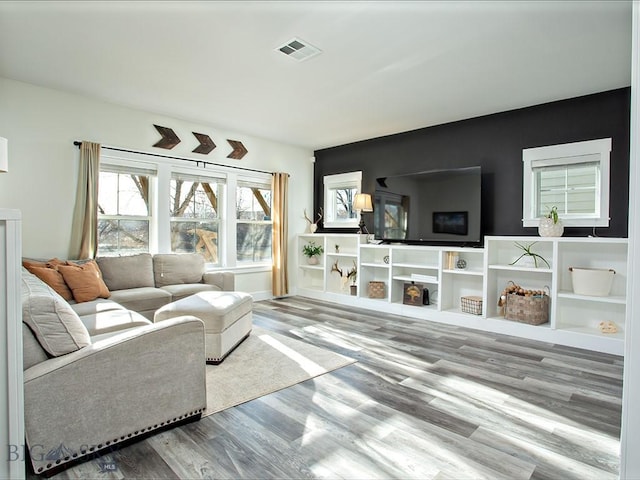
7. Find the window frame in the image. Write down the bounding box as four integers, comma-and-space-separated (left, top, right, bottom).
323, 171, 362, 229
169, 169, 225, 266
97, 157, 157, 256
522, 138, 612, 228
96, 148, 273, 270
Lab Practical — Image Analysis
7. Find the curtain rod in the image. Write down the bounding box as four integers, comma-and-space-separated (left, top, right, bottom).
73, 141, 287, 176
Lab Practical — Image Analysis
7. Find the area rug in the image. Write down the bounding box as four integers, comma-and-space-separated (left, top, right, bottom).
203, 326, 356, 416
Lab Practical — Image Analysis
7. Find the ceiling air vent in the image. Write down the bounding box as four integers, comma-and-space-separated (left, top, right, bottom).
276, 38, 322, 62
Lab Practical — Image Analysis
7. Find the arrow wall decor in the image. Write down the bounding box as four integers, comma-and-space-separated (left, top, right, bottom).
153, 125, 181, 149
151, 125, 248, 160
227, 139, 248, 160
192, 132, 216, 155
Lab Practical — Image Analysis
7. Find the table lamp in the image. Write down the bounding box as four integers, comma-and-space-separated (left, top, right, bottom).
353, 193, 373, 234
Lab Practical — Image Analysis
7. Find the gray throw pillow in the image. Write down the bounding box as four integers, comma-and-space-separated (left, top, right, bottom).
153, 253, 205, 287
97, 253, 155, 291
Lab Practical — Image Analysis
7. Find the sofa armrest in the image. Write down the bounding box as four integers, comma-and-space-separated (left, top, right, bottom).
24, 316, 206, 475
203, 271, 235, 291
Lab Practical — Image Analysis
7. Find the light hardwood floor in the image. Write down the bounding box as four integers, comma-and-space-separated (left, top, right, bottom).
35, 296, 623, 480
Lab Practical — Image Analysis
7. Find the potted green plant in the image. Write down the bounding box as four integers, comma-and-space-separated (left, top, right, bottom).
302, 241, 323, 264
510, 241, 550, 268
538, 205, 564, 237
347, 263, 357, 295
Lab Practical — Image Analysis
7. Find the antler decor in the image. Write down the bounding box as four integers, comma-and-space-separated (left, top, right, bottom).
330, 260, 343, 277
331, 260, 357, 290
303, 207, 323, 233
303, 208, 323, 225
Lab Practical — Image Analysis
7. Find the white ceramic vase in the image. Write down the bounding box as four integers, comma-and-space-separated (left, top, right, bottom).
307, 256, 319, 265
538, 217, 564, 237
517, 255, 536, 268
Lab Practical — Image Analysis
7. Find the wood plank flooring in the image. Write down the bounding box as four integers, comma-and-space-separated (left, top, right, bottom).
34, 296, 623, 480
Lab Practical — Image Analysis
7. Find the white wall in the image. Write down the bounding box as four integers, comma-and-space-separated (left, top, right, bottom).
621, 2, 640, 478
0, 77, 314, 295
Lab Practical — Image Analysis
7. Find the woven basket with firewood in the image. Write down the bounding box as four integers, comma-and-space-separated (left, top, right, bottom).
498, 281, 550, 325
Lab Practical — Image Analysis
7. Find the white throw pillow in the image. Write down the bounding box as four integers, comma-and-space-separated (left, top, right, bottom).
21, 269, 91, 357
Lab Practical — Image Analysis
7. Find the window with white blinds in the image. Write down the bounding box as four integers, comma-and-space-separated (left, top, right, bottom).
523, 138, 611, 228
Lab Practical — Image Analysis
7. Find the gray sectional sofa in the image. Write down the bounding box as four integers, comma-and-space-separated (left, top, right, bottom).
21, 253, 235, 476
96, 252, 235, 319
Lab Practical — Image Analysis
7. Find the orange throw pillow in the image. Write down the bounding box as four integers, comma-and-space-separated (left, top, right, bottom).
57, 260, 111, 303
22, 258, 74, 301
24, 265, 74, 301
22, 257, 66, 269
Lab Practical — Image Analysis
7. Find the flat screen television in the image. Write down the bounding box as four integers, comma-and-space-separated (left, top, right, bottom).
373, 166, 482, 245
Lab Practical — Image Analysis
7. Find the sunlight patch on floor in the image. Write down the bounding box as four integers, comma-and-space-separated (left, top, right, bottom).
297, 324, 366, 352
257, 333, 326, 376
301, 323, 387, 351
471, 426, 618, 479
551, 423, 620, 456
403, 372, 511, 406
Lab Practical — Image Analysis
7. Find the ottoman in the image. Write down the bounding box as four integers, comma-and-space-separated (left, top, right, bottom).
154, 291, 253, 364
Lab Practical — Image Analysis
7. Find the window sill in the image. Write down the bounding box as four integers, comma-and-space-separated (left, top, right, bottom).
523, 218, 610, 228
206, 264, 271, 275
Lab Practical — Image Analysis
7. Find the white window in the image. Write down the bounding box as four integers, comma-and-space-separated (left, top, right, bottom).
236, 181, 272, 264
98, 162, 156, 256
170, 172, 224, 265
96, 147, 274, 269
323, 171, 362, 228
522, 138, 611, 227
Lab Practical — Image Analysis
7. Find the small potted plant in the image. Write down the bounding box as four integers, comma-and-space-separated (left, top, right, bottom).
538, 205, 564, 237
302, 241, 323, 265
510, 241, 550, 268
347, 263, 357, 295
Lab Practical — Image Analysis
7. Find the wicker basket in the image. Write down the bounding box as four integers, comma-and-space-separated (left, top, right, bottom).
368, 281, 386, 299
505, 293, 549, 325
461, 296, 483, 315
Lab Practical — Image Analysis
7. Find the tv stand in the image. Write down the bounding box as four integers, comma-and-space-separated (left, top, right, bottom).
297, 233, 627, 355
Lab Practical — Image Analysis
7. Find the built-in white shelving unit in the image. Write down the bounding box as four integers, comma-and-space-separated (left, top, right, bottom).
296, 234, 627, 355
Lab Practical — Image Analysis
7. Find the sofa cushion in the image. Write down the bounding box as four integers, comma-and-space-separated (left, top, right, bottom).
22, 258, 73, 301
79, 309, 153, 337
97, 254, 155, 291
58, 260, 111, 303
21, 269, 91, 357
107, 287, 172, 313
160, 283, 222, 302
69, 298, 126, 317
153, 253, 204, 288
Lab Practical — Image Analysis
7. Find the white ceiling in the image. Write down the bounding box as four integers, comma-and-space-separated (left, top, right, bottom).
0, 1, 632, 151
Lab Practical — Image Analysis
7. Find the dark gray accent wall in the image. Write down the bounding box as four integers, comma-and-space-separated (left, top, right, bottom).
313, 88, 631, 242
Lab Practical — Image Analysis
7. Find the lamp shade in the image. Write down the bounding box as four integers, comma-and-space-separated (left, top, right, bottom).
0, 137, 7, 173
353, 193, 373, 212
